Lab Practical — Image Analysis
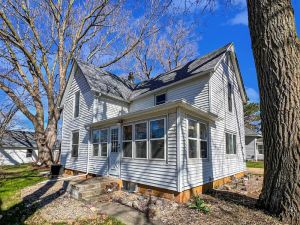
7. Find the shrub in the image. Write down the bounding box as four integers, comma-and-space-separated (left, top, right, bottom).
189, 195, 210, 213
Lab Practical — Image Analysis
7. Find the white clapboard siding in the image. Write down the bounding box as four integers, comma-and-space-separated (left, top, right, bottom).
129, 76, 210, 112
61, 69, 96, 173
120, 112, 178, 191
93, 96, 129, 122
181, 55, 246, 191
0, 149, 38, 165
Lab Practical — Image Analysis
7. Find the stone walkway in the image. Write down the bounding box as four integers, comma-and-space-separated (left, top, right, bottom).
93, 202, 157, 225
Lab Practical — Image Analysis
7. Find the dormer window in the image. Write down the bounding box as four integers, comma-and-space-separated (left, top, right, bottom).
74, 91, 80, 118
155, 93, 166, 105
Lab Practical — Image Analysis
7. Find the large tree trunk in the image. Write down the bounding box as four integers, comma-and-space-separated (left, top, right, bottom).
247, 0, 300, 223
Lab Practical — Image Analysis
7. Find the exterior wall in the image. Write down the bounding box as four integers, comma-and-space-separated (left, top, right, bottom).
129, 76, 210, 112
246, 136, 264, 160
60, 68, 94, 173
180, 55, 246, 192
93, 96, 128, 122
245, 136, 256, 160
0, 148, 38, 165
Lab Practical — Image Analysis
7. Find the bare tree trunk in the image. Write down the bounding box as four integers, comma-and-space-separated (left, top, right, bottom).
247, 0, 300, 223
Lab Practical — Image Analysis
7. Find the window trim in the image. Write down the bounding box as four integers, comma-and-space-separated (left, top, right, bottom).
100, 129, 108, 157
92, 128, 109, 157
257, 143, 264, 155
74, 91, 80, 118
187, 118, 209, 160
155, 93, 167, 106
26, 149, 33, 158
225, 132, 237, 155
134, 121, 148, 159
71, 130, 79, 158
122, 124, 133, 158
187, 118, 199, 159
149, 117, 166, 160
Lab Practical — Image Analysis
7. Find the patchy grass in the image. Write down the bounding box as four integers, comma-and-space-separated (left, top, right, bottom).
0, 164, 47, 211
246, 161, 264, 168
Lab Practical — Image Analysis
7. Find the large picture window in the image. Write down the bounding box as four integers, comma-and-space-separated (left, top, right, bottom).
150, 119, 165, 159
187, 119, 208, 159
135, 122, 147, 158
123, 125, 133, 157
72, 131, 79, 157
226, 132, 237, 154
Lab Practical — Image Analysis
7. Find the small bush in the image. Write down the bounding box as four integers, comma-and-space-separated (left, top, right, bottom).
189, 195, 210, 213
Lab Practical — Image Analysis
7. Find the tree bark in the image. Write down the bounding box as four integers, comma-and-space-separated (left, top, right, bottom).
247, 0, 300, 223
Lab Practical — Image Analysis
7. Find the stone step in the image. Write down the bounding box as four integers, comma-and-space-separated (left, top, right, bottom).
72, 183, 102, 191
79, 188, 106, 199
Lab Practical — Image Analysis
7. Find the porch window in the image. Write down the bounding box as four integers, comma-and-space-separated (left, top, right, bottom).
92, 130, 100, 156
100, 129, 108, 157
150, 119, 165, 159
226, 132, 237, 154
71, 131, 79, 157
123, 125, 132, 157
135, 122, 147, 158
92, 129, 108, 157
187, 119, 209, 159
188, 119, 198, 158
200, 123, 208, 158
74, 91, 80, 118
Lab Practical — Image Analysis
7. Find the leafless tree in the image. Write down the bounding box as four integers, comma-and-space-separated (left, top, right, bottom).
122, 20, 198, 80
0, 0, 170, 165
0, 101, 18, 143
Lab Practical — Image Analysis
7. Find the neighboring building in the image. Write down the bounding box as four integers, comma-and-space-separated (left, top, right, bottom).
60, 43, 247, 202
0, 131, 38, 165
245, 128, 264, 161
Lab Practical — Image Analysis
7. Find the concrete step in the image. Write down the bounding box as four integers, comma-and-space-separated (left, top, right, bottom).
79, 188, 106, 199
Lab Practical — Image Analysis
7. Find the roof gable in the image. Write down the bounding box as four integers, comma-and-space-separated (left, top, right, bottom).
60, 43, 247, 106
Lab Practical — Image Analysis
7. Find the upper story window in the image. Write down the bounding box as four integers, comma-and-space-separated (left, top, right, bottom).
74, 91, 80, 118
155, 93, 166, 105
228, 82, 233, 112
71, 131, 79, 157
187, 119, 208, 159
225, 132, 236, 154
150, 118, 165, 159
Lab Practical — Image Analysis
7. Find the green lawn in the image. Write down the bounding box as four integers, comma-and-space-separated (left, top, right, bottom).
0, 164, 47, 211
246, 161, 264, 168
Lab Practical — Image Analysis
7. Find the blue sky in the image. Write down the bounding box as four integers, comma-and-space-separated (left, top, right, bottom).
194, 0, 300, 102
1, 0, 299, 130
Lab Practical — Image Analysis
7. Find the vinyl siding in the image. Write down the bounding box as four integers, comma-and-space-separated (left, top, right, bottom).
181, 55, 246, 191
129, 76, 210, 112
60, 68, 95, 173
121, 112, 178, 191
0, 148, 38, 165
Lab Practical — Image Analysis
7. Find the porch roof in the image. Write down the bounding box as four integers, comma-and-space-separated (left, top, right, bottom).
86, 100, 218, 128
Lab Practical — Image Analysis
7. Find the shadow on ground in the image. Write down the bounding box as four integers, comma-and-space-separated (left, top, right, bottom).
0, 179, 69, 225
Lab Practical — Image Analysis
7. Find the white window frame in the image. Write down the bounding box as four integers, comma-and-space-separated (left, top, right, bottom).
122, 124, 133, 158
187, 118, 198, 159
149, 117, 166, 160
187, 118, 209, 159
134, 121, 148, 159
26, 149, 33, 158
155, 93, 167, 105
74, 91, 80, 118
199, 122, 208, 159
225, 132, 237, 154
100, 129, 108, 157
71, 130, 79, 158
92, 129, 100, 157
257, 143, 264, 155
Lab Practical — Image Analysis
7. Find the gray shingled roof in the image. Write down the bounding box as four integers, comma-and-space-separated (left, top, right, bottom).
245, 127, 262, 137
76, 43, 232, 101
0, 130, 36, 148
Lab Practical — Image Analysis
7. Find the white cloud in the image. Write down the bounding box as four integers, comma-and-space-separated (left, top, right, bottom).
228, 10, 248, 26
246, 87, 260, 102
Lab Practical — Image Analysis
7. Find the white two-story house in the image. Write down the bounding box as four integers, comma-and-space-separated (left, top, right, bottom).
60, 43, 247, 202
